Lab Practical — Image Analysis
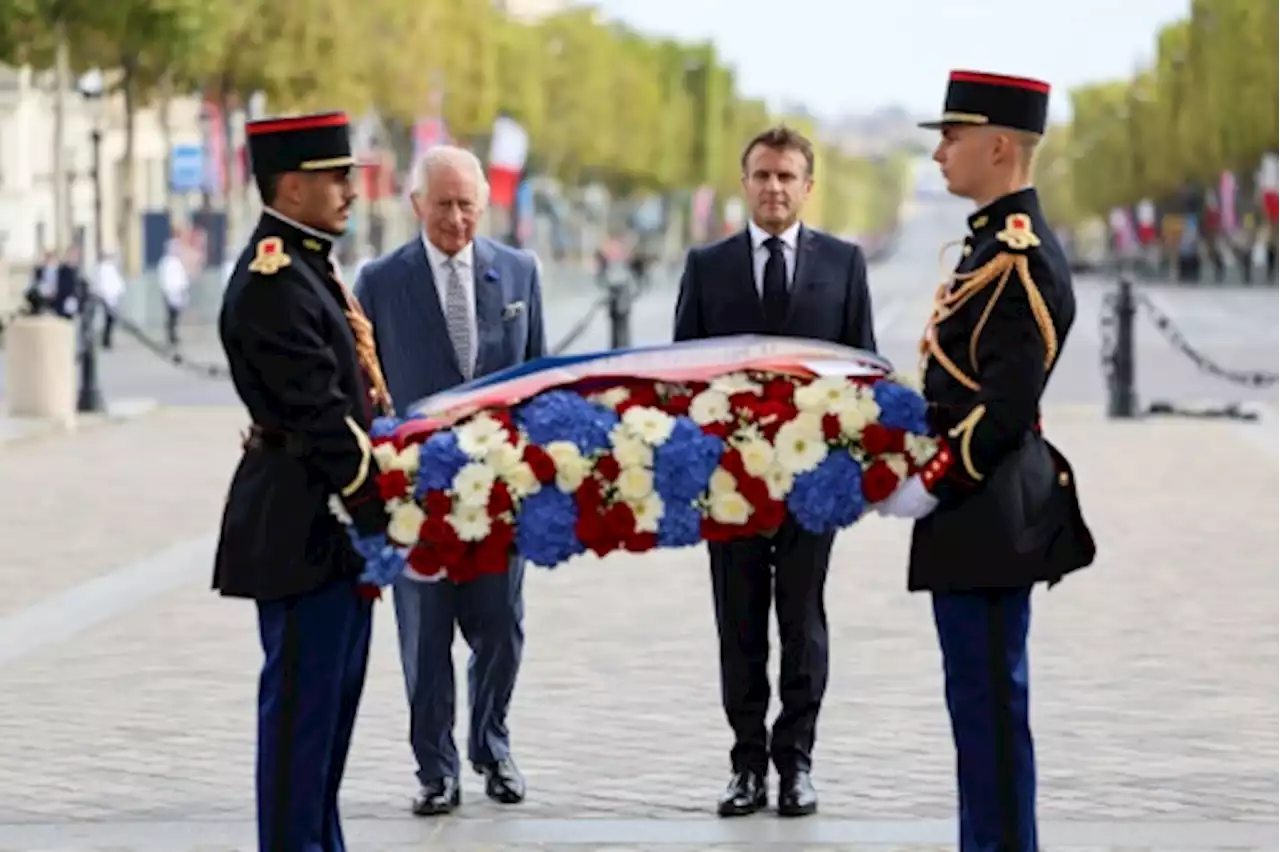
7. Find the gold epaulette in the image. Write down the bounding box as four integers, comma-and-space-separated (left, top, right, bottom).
248, 237, 291, 275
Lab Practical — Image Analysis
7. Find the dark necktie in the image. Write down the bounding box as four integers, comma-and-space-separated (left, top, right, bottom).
762, 236, 789, 332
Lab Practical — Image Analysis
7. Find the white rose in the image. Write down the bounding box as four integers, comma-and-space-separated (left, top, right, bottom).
545, 440, 591, 492
738, 438, 775, 477
615, 466, 654, 502
455, 413, 507, 459
448, 504, 492, 542
709, 490, 753, 525
452, 462, 496, 507
485, 441, 523, 476
621, 405, 675, 446
629, 491, 665, 534
595, 386, 631, 410
838, 406, 870, 439
773, 413, 828, 474
689, 389, 731, 425
502, 462, 540, 499
612, 434, 654, 469
387, 500, 426, 545
709, 467, 737, 495
762, 463, 794, 501
710, 373, 762, 396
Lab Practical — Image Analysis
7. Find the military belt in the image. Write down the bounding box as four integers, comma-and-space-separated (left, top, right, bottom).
242, 424, 308, 456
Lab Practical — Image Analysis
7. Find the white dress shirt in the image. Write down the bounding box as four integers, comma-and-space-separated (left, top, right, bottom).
747, 219, 800, 295
422, 234, 477, 374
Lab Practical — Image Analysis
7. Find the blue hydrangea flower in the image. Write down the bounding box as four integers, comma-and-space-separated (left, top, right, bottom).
370, 416, 402, 440
417, 431, 469, 496
872, 380, 929, 434
515, 488, 584, 567
515, 390, 618, 455
654, 418, 724, 504
657, 499, 703, 549
346, 529, 407, 587
786, 450, 865, 534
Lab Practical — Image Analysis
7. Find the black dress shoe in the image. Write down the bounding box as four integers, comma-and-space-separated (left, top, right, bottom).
776, 770, 818, 817
475, 758, 525, 804
412, 777, 460, 816
717, 769, 767, 817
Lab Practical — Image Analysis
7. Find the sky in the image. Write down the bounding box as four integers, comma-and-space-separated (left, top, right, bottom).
590, 0, 1191, 121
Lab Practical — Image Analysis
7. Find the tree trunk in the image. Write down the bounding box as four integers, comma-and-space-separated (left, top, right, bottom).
119, 62, 139, 275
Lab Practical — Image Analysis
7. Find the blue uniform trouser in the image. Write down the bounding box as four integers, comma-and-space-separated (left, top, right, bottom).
256, 577, 373, 852
393, 560, 525, 783
932, 588, 1037, 852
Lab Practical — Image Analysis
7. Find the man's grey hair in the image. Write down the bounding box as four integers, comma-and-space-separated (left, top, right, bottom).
411, 145, 490, 203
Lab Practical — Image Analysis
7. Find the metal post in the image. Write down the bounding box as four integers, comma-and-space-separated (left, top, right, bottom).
1106, 278, 1137, 419
607, 279, 631, 350
77, 128, 105, 414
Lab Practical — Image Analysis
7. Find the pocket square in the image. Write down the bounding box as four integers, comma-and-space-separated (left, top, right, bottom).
502, 301, 526, 320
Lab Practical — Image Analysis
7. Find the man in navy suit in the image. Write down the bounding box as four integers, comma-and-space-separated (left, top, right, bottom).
674, 125, 877, 818
355, 145, 545, 816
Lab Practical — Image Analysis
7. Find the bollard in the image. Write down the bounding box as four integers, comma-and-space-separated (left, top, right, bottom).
1106, 278, 1138, 419
606, 279, 632, 350
3, 314, 78, 429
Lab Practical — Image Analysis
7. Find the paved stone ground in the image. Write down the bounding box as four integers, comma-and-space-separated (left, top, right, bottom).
0, 403, 1275, 850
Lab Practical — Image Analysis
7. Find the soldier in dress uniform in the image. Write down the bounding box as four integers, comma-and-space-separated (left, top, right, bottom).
214, 110, 395, 852
876, 71, 1097, 851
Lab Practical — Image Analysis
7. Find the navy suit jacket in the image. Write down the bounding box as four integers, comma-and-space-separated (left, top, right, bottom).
673, 226, 877, 352
354, 236, 546, 413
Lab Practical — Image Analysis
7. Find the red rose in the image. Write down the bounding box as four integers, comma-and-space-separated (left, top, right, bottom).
419, 515, 454, 544
475, 521, 514, 575
595, 454, 621, 482
720, 448, 746, 479
753, 499, 786, 533
763, 377, 795, 403
603, 502, 636, 540
449, 550, 481, 585
702, 421, 732, 439
522, 444, 557, 484
437, 536, 468, 567
737, 474, 770, 509
488, 480, 513, 515
883, 427, 907, 453
821, 414, 842, 442
623, 531, 658, 552
424, 489, 453, 517
861, 422, 891, 455
728, 391, 759, 412
755, 401, 798, 441
575, 505, 608, 552
627, 383, 660, 408
576, 479, 605, 512
407, 543, 442, 575
376, 469, 410, 502
701, 518, 738, 542
666, 394, 693, 416
861, 460, 902, 503
732, 394, 768, 420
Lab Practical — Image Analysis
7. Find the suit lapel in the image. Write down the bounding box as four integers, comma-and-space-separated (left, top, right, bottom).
472, 239, 503, 378
403, 238, 462, 377
730, 231, 765, 323
785, 225, 819, 326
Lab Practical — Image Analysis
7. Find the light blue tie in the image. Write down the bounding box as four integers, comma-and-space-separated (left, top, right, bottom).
444, 258, 473, 379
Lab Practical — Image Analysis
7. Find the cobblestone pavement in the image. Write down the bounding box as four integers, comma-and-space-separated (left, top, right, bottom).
0, 403, 1275, 850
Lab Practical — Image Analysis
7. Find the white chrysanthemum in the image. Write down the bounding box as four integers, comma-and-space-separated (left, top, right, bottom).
738, 438, 775, 477
629, 491, 665, 534
794, 376, 858, 413
485, 441, 523, 477
838, 406, 870, 439
846, 385, 882, 419
455, 414, 507, 459
452, 462, 496, 507
502, 462, 540, 499
621, 405, 675, 446
731, 423, 765, 444
762, 463, 794, 501
885, 453, 910, 479
689, 389, 732, 425
545, 440, 591, 492
773, 413, 828, 474
612, 432, 654, 469
708, 467, 737, 495
615, 466, 654, 502
710, 373, 762, 396
448, 504, 492, 542
388, 500, 426, 545
374, 442, 419, 474
904, 434, 939, 466
592, 386, 631, 410
709, 490, 753, 525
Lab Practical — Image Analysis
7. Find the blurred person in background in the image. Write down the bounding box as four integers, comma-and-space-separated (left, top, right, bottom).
158, 238, 190, 347
355, 144, 546, 818
94, 251, 126, 348
24, 247, 82, 318
674, 125, 876, 820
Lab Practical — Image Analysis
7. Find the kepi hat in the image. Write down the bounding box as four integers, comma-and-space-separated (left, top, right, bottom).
919, 70, 1051, 135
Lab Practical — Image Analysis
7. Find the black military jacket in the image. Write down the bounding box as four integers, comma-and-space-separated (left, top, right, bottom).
909, 188, 1095, 592
213, 211, 388, 601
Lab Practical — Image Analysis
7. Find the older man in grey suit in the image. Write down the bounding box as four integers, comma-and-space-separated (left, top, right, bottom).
355, 145, 545, 816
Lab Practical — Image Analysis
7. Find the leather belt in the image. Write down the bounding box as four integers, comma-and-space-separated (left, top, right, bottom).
242, 424, 307, 456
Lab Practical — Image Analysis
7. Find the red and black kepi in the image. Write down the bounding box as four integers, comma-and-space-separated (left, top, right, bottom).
919, 70, 1051, 135
246, 111, 357, 184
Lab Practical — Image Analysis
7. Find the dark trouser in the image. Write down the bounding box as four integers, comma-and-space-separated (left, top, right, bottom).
709, 518, 834, 776
932, 588, 1036, 852
101, 309, 115, 348
165, 304, 181, 346
392, 560, 525, 783
256, 576, 373, 852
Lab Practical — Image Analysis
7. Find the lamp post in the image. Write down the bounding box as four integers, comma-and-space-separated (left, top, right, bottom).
76, 68, 106, 414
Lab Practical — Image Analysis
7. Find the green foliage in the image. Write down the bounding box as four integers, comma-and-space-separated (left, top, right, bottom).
1063, 0, 1278, 221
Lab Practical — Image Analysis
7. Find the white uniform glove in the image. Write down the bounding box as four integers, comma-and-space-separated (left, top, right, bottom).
875, 474, 940, 520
